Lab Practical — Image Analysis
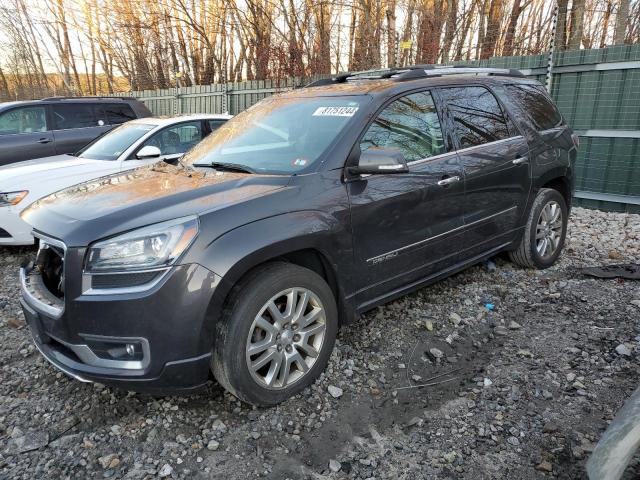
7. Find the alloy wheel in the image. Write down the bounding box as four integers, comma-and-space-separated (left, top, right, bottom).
246, 287, 326, 390
535, 200, 563, 259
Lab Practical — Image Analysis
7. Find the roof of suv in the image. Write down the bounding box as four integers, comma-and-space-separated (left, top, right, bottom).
0, 96, 144, 111
283, 68, 541, 99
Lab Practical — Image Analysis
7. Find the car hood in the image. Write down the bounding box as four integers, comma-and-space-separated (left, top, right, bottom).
21, 163, 291, 246
0, 155, 122, 198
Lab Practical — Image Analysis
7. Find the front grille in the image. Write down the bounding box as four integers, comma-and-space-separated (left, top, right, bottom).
35, 241, 65, 299
0, 227, 10, 238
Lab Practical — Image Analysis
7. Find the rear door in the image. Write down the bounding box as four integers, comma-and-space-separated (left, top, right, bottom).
438, 85, 531, 254
0, 105, 55, 165
347, 90, 465, 304
104, 103, 137, 125
51, 103, 111, 154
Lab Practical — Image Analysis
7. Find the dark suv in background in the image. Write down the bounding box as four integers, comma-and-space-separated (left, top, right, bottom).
19, 66, 577, 406
0, 97, 151, 165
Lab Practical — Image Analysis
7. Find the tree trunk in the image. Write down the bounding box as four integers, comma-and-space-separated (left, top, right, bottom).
441, 0, 457, 62
386, 0, 397, 67
554, 0, 569, 51
568, 0, 585, 49
614, 0, 631, 44
480, 0, 504, 59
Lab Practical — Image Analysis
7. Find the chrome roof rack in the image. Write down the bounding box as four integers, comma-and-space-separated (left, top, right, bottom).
304, 64, 524, 87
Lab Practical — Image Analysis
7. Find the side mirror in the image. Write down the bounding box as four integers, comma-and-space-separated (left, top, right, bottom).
348, 148, 409, 176
136, 145, 161, 160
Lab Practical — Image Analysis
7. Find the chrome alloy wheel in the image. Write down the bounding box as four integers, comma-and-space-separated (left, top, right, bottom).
246, 287, 327, 389
536, 200, 563, 259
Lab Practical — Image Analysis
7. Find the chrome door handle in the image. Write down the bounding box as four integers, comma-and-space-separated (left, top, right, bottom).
437, 175, 460, 186
512, 157, 528, 165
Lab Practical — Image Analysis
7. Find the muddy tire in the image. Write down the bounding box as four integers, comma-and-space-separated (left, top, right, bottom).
509, 188, 568, 269
211, 262, 338, 406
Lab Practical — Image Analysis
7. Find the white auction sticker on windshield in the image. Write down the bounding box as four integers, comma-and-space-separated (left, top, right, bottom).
312, 106, 359, 117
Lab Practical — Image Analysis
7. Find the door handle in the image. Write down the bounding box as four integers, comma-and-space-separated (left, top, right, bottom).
512, 157, 528, 165
37, 138, 52, 144
437, 175, 460, 187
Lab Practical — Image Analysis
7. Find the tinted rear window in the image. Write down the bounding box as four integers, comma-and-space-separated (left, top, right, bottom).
438, 86, 510, 149
52, 104, 99, 129
105, 104, 136, 125
505, 84, 563, 130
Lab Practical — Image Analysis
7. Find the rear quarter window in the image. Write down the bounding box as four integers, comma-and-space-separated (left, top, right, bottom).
505, 84, 563, 131
105, 104, 137, 125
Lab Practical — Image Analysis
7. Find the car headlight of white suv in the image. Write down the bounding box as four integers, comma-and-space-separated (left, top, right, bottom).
0, 191, 28, 207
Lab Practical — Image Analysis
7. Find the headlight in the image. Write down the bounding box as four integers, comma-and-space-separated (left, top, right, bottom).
0, 191, 28, 207
85, 216, 199, 272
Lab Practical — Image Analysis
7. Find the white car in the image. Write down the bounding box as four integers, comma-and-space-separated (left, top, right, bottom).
0, 114, 231, 245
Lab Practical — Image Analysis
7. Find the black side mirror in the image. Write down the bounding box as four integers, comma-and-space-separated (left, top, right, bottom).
347, 148, 409, 176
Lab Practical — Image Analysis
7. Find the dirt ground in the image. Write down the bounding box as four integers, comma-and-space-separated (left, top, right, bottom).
0, 206, 639, 479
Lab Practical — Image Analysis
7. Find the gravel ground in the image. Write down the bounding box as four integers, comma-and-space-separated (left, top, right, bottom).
0, 206, 639, 480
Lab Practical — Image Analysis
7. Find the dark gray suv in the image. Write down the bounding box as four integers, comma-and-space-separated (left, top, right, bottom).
19, 66, 577, 406
0, 97, 151, 165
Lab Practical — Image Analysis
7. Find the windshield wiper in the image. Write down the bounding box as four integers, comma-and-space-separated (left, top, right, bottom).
193, 162, 256, 174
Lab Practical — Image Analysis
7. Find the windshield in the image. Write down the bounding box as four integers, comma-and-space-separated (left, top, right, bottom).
77, 123, 156, 160
183, 96, 366, 174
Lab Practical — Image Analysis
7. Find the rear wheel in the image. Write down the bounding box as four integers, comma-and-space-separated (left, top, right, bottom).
211, 262, 338, 406
509, 188, 568, 269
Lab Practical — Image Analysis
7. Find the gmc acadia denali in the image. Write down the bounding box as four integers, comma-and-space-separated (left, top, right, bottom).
19, 66, 577, 406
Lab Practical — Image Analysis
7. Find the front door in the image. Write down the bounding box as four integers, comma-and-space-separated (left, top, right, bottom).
347, 90, 465, 306
437, 86, 532, 254
0, 105, 55, 165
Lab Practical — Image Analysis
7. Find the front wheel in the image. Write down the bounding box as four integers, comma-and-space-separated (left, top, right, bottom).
211, 262, 338, 406
509, 188, 568, 269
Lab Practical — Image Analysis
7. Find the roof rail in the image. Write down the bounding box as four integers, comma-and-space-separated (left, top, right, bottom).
41, 96, 135, 101
303, 64, 524, 87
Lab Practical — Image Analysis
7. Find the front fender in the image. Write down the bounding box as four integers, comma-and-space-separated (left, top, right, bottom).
196, 210, 355, 323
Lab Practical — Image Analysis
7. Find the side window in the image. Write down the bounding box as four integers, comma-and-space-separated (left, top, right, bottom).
0, 106, 47, 135
141, 122, 203, 156
52, 104, 100, 129
439, 86, 510, 149
105, 104, 136, 125
505, 84, 563, 131
208, 120, 225, 133
360, 91, 446, 162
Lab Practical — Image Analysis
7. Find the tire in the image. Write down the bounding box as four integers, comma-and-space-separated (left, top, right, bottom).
509, 188, 568, 269
211, 262, 338, 406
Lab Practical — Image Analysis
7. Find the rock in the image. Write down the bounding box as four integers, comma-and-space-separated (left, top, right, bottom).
494, 325, 509, 336
98, 454, 120, 470
535, 460, 553, 472
329, 459, 341, 472
543, 422, 559, 434
6, 317, 22, 329
429, 348, 444, 359
328, 385, 343, 398
425, 320, 434, 331
207, 440, 220, 451
449, 313, 462, 326
483, 378, 493, 387
566, 372, 576, 382
406, 417, 423, 428
508, 321, 521, 330
507, 436, 520, 446
6, 431, 48, 454
615, 344, 632, 356
158, 463, 173, 477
